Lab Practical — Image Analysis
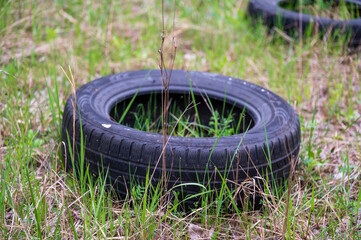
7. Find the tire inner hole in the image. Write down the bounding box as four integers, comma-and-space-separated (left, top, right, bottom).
279, 0, 361, 20
109, 92, 255, 137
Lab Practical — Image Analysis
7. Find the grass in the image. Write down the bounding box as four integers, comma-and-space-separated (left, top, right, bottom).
1, 0, 361, 239
111, 91, 250, 137
279, 0, 361, 20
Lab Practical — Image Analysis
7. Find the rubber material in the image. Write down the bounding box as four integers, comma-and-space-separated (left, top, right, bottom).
247, 0, 361, 46
61, 70, 301, 199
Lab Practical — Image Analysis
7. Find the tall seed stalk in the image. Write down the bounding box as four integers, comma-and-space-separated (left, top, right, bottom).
159, 0, 177, 193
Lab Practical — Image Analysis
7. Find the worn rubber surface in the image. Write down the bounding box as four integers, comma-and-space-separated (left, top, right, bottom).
248, 0, 361, 46
62, 70, 301, 199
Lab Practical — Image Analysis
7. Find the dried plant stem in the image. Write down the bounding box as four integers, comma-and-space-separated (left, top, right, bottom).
159, 0, 167, 194
282, 156, 294, 238
60, 66, 76, 172
159, 0, 177, 195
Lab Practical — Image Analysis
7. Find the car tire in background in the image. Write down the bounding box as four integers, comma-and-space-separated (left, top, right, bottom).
247, 0, 361, 46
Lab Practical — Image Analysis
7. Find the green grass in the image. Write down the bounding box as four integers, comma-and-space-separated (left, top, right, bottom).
111, 91, 250, 137
1, 0, 361, 239
279, 0, 361, 20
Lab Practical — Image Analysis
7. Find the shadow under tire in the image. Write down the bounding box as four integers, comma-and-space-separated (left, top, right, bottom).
247, 0, 361, 46
61, 70, 301, 201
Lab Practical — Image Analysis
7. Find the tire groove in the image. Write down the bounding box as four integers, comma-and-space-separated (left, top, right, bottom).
95, 155, 292, 185
69, 137, 299, 173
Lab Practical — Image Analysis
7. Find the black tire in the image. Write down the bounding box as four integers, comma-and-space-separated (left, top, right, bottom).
247, 0, 361, 46
61, 70, 301, 200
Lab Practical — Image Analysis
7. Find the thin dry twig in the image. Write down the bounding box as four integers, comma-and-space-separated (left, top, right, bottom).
159, 0, 178, 200
60, 66, 76, 173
